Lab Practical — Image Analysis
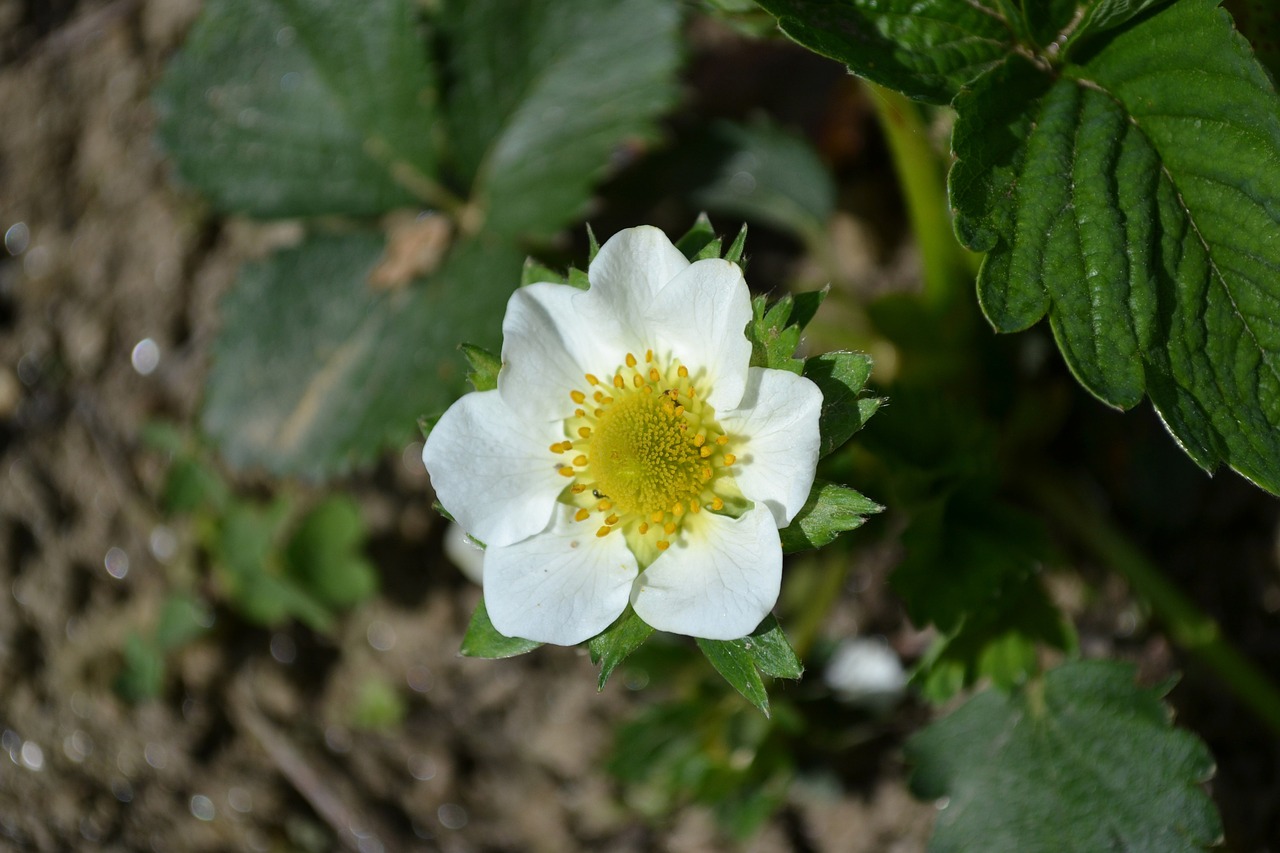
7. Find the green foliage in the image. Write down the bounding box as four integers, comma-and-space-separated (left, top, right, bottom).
907, 661, 1222, 852
779, 480, 882, 553
349, 677, 408, 731
115, 596, 213, 703
460, 599, 544, 659
460, 343, 501, 392
589, 607, 655, 689
442, 0, 681, 238
697, 615, 803, 716
283, 496, 378, 611
155, 0, 440, 217
203, 234, 523, 478
803, 351, 883, 457
746, 290, 828, 375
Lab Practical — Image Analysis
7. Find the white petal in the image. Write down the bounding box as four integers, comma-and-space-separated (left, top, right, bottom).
422, 390, 564, 548
587, 225, 690, 332
498, 283, 622, 422
484, 505, 638, 646
631, 504, 782, 640
443, 523, 484, 584
649, 258, 753, 411
719, 367, 823, 526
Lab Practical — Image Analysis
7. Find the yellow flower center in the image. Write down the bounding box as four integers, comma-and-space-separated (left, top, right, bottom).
550, 349, 742, 566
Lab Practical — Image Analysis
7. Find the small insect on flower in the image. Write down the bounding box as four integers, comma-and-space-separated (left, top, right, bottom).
423, 226, 822, 645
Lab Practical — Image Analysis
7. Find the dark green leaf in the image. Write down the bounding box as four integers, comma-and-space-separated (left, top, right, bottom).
740, 615, 803, 680
284, 496, 378, 611
460, 598, 543, 658
724, 224, 748, 265
754, 0, 1013, 104
675, 213, 719, 260
951, 0, 1280, 494
907, 661, 1222, 852
697, 635, 770, 716
687, 121, 835, 241
443, 0, 681, 238
779, 480, 882, 553
155, 0, 440, 217
161, 458, 229, 515
589, 607, 655, 689
461, 343, 501, 392
803, 351, 880, 457
203, 232, 522, 478
1065, 0, 1174, 54
154, 595, 212, 651
747, 294, 803, 374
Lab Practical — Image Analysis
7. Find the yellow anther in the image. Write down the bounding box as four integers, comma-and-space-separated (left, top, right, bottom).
596, 526, 611, 538
690, 500, 701, 514
716, 434, 729, 445
649, 367, 660, 382
677, 365, 688, 378
633, 374, 643, 388
645, 349, 654, 363
605, 513, 619, 526
571, 483, 587, 493
575, 408, 586, 418
558, 466, 575, 478
711, 497, 724, 510
570, 390, 586, 404
702, 466, 712, 480
574, 508, 591, 522
700, 446, 712, 458
613, 374, 625, 389
602, 396, 614, 404
642, 386, 653, 395
694, 433, 706, 447
664, 521, 677, 535
626, 352, 637, 368
674, 405, 685, 416
638, 522, 649, 534
593, 390, 605, 403
723, 454, 737, 466
585, 373, 600, 386
651, 511, 665, 523
573, 454, 588, 466
687, 387, 696, 399
578, 426, 592, 438
595, 408, 605, 417
657, 540, 670, 551
598, 500, 613, 511
672, 502, 683, 516
550, 443, 566, 454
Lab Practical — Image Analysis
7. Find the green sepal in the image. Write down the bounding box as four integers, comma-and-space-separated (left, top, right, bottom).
460, 598, 543, 659
418, 414, 440, 441
567, 267, 591, 290
460, 342, 501, 392
697, 614, 803, 716
588, 607, 655, 689
779, 480, 883, 553
675, 212, 719, 260
802, 351, 883, 457
724, 223, 749, 265
586, 222, 601, 263
522, 257, 567, 287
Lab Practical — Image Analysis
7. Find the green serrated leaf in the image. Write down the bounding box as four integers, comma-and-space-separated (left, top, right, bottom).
1065, 0, 1175, 54
461, 598, 543, 658
803, 351, 879, 457
779, 480, 882, 553
951, 0, 1280, 494
203, 233, 522, 479
688, 121, 835, 242
754, 0, 1013, 104
589, 607, 655, 689
521, 257, 567, 287
907, 661, 1222, 852
739, 615, 803, 680
698, 635, 771, 716
675, 213, 719, 260
155, 0, 440, 218
444, 0, 681, 238
747, 294, 804, 374
460, 343, 501, 392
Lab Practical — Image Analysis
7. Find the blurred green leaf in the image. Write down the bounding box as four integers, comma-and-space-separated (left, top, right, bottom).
461, 598, 543, 658
780, 480, 882, 553
154, 595, 212, 651
907, 661, 1222, 852
589, 607, 654, 690
521, 257, 568, 287
203, 232, 522, 478
803, 351, 881, 458
350, 677, 408, 731
116, 635, 166, 704
687, 120, 835, 242
674, 213, 719, 260
443, 0, 681, 238
161, 458, 229, 515
155, 0, 441, 217
754, 0, 1011, 104
284, 496, 378, 611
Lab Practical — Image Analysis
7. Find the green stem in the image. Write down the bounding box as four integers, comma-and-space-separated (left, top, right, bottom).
867, 84, 978, 307
1030, 478, 1280, 736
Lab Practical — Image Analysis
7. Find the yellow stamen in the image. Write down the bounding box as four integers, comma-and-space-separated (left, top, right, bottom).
723, 454, 736, 466
672, 502, 683, 516
649, 367, 660, 382
690, 500, 700, 513
593, 390, 605, 403
700, 446, 712, 458
694, 434, 706, 447
651, 511, 664, 523
664, 521, 676, 535
575, 408, 586, 418
657, 540, 670, 551
578, 427, 592, 438
638, 522, 649, 534
573, 454, 588, 466
596, 526, 611, 538
716, 435, 729, 445
574, 508, 591, 522
633, 374, 643, 388
626, 352, 637, 368
550, 443, 566, 453
605, 514, 619, 526
677, 365, 688, 378
558, 467, 575, 478
613, 374, 625, 389
571, 483, 587, 493
585, 373, 600, 386
711, 497, 724, 510
645, 349, 654, 363
598, 500, 613, 511
570, 390, 586, 404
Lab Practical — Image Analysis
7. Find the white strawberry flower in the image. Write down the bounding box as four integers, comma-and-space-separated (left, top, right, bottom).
423, 226, 822, 644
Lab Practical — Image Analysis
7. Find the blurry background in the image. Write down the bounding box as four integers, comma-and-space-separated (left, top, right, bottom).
1, 0, 1278, 850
